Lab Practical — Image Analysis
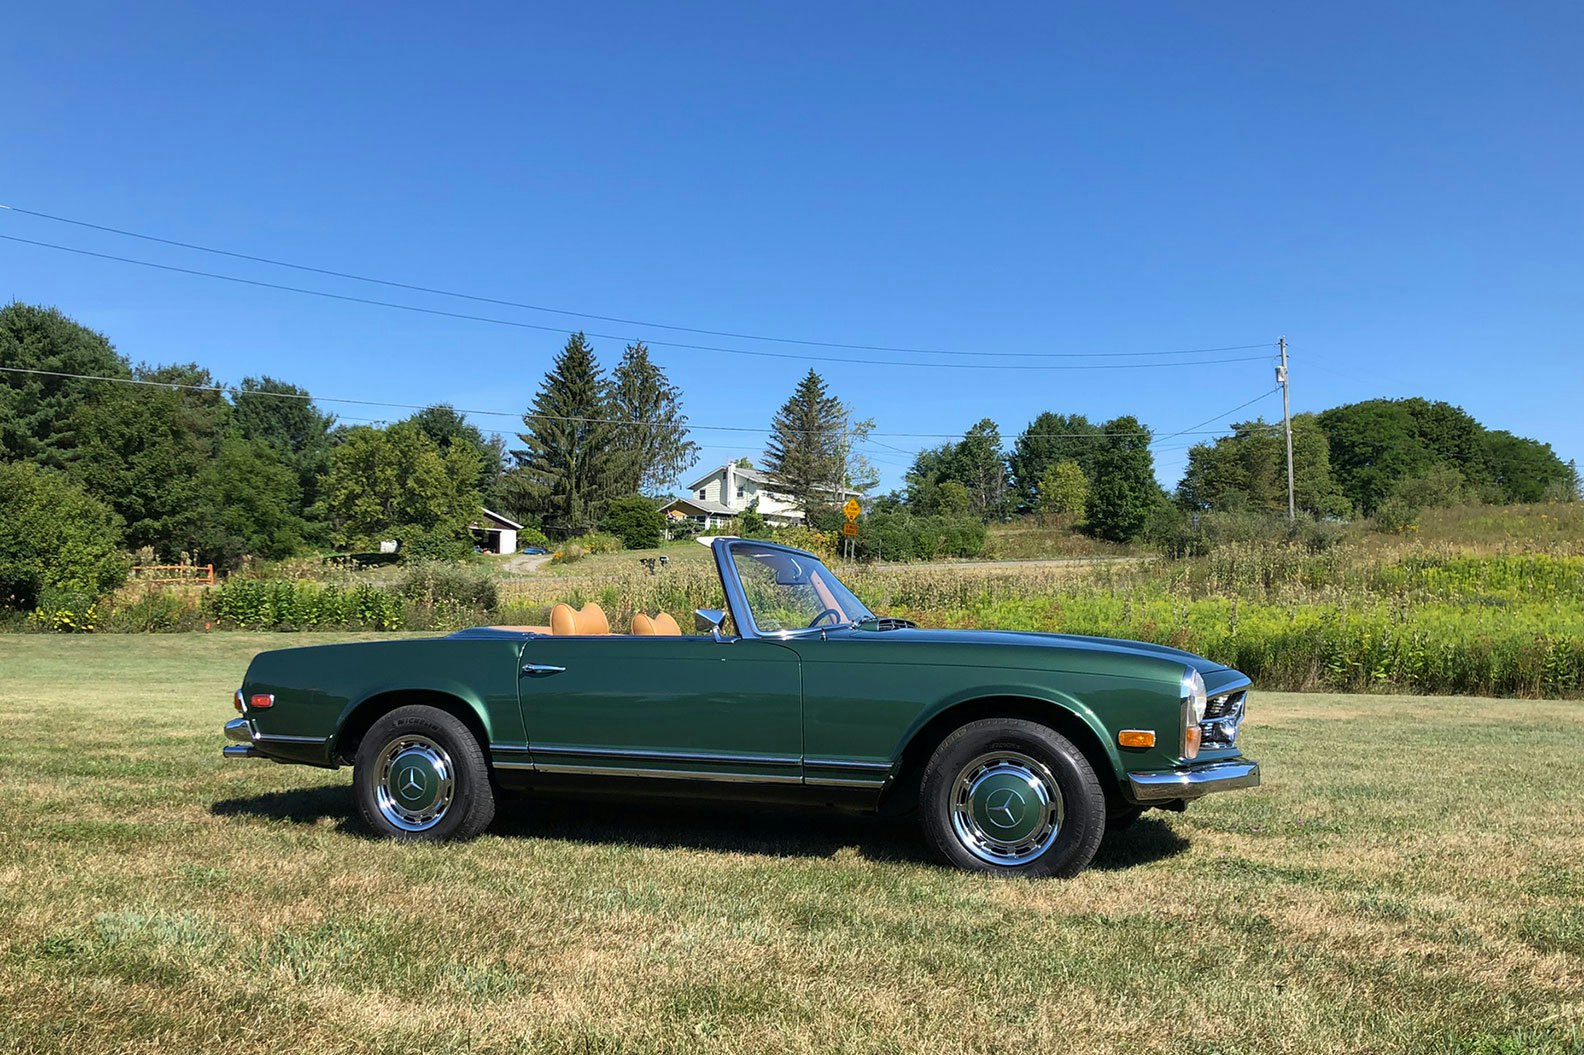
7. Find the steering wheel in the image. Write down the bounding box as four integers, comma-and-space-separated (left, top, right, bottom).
807, 607, 844, 629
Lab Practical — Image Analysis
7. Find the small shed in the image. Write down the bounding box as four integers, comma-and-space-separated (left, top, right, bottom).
471, 508, 523, 554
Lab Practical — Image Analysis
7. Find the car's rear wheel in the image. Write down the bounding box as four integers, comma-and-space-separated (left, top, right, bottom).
920, 718, 1105, 877
354, 705, 494, 841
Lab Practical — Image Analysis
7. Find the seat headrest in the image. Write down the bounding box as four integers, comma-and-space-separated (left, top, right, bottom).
549, 603, 578, 636
653, 612, 682, 636
631, 613, 656, 635
576, 602, 609, 635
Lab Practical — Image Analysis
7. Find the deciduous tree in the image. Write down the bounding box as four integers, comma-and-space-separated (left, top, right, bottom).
1085, 416, 1160, 542
0, 302, 131, 468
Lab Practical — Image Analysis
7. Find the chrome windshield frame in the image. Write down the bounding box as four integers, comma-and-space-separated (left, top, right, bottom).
710, 537, 872, 641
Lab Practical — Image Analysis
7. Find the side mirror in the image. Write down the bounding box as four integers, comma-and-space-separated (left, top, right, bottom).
694, 608, 728, 641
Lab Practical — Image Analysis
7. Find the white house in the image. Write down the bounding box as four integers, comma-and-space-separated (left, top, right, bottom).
469, 508, 522, 554
659, 462, 860, 531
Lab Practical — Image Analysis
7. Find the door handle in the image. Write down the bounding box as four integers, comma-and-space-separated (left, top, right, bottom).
521, 663, 567, 677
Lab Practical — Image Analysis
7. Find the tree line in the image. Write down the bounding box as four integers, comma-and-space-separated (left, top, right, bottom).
2, 299, 1577, 615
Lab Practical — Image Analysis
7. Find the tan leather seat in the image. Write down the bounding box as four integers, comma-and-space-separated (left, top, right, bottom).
652, 612, 682, 636
550, 603, 578, 636
631, 613, 657, 635
576, 602, 609, 635
549, 601, 609, 636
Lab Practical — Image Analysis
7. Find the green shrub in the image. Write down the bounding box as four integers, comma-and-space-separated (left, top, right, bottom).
398, 562, 497, 610
104, 589, 200, 633
579, 532, 623, 554
602, 495, 665, 549
517, 526, 552, 551
0, 462, 130, 611
28, 588, 102, 632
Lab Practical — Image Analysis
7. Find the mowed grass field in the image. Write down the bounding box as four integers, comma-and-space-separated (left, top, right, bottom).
2, 635, 1582, 1055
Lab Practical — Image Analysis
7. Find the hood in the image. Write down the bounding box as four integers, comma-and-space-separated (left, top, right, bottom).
845, 625, 1230, 677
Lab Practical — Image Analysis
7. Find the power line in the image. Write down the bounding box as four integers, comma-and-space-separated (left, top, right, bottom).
0, 203, 1272, 362
0, 232, 1274, 372
0, 363, 1282, 445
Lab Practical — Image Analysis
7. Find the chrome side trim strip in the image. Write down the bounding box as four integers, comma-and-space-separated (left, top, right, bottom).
488, 744, 533, 754
529, 744, 801, 768
1127, 759, 1261, 803
804, 776, 887, 788
255, 733, 330, 745
491, 760, 537, 771
534, 762, 803, 784
804, 758, 892, 772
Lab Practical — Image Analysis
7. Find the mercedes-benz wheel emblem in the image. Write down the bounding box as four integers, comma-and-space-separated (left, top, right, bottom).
398, 766, 426, 801
985, 787, 1025, 828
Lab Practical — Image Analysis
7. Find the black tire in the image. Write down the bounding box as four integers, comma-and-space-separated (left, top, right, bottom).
919, 718, 1105, 878
354, 705, 495, 841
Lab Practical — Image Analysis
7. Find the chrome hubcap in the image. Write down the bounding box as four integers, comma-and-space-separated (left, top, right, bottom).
374, 735, 455, 832
950, 751, 1063, 866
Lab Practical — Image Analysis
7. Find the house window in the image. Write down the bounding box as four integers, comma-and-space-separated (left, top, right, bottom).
697, 489, 706, 500
736, 487, 745, 499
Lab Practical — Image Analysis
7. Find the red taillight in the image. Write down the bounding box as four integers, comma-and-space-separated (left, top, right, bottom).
249, 693, 275, 710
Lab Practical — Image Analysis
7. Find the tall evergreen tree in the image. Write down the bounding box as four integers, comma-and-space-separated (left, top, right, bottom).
609, 342, 699, 494
507, 333, 621, 534
763, 370, 844, 514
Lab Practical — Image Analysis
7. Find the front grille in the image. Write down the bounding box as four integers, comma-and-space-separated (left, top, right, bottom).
1200, 689, 1247, 749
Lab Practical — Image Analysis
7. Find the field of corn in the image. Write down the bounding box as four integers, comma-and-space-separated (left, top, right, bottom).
16, 504, 1584, 699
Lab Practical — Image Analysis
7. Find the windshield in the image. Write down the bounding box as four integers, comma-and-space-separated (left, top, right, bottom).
727, 542, 873, 634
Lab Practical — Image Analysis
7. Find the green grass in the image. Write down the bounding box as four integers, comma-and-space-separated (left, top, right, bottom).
2, 634, 1582, 1054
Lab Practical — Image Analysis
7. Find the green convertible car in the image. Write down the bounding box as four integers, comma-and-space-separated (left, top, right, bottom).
223, 537, 1258, 877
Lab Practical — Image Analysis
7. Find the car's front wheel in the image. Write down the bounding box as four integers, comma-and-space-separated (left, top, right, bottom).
354, 705, 495, 841
920, 718, 1105, 877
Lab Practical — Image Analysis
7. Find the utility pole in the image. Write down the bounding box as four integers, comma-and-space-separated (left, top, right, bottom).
1278, 336, 1295, 520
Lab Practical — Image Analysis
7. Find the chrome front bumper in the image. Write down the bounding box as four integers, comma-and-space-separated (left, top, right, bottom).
223, 718, 260, 758
1126, 759, 1260, 803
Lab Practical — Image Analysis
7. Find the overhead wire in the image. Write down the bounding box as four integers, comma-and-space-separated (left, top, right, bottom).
0, 203, 1271, 361
0, 233, 1275, 372
0, 364, 1283, 448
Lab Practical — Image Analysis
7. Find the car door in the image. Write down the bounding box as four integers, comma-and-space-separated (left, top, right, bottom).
515, 633, 804, 784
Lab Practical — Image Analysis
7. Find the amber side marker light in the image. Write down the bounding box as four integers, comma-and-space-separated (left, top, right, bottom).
1184, 725, 1202, 759
233, 690, 244, 713
1118, 730, 1156, 748
249, 694, 275, 710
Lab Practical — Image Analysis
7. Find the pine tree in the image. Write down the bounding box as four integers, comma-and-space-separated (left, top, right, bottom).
763, 370, 844, 515
507, 333, 621, 534
609, 342, 699, 494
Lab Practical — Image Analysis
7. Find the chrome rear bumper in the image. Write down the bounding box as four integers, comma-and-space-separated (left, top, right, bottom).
222, 718, 259, 758
1126, 759, 1260, 803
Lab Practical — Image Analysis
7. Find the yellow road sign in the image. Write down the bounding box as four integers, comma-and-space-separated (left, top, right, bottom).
842, 498, 861, 521
841, 521, 858, 537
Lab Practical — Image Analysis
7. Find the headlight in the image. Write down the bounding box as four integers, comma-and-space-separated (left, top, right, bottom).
1181, 668, 1207, 759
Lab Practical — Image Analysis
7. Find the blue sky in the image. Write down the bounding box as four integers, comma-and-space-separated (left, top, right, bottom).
3, 2, 1580, 493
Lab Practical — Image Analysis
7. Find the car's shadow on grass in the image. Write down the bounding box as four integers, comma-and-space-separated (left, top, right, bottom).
210, 787, 1190, 871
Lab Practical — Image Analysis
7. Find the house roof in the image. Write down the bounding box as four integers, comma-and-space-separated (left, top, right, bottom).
684, 462, 773, 490
683, 462, 860, 498
473, 508, 524, 530
659, 496, 735, 517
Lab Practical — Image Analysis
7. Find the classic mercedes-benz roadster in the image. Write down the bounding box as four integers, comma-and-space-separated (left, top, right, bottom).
223, 537, 1258, 876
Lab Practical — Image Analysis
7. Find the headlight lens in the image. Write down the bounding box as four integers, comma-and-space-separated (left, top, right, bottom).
1181, 668, 1207, 758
